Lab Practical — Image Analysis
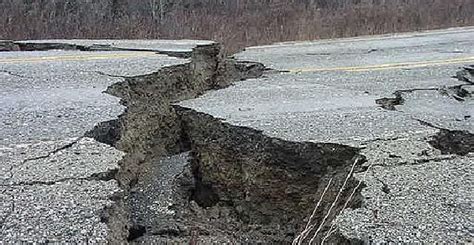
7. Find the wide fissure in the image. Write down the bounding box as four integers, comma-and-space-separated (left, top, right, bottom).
82, 42, 366, 244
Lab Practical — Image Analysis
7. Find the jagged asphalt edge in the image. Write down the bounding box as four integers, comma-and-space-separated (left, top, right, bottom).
82, 42, 368, 244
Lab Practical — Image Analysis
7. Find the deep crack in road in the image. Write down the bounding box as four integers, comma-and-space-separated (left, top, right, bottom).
1, 27, 473, 243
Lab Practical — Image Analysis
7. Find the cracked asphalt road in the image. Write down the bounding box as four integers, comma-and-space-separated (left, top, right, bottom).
0, 40, 209, 242
1, 29, 473, 243
180, 27, 474, 243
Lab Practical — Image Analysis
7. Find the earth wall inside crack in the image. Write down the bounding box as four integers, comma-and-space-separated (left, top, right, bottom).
175, 107, 366, 243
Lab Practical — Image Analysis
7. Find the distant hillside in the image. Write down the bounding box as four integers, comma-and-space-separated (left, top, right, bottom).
1, 0, 473, 52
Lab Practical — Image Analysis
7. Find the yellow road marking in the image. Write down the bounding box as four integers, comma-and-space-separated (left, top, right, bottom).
289, 56, 474, 73
0, 52, 157, 64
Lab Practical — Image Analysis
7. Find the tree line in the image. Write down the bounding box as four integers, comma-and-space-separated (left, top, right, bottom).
1, 0, 473, 52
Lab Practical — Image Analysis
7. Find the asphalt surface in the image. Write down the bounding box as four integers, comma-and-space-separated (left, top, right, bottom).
0, 40, 206, 243
180, 27, 474, 243
1, 28, 473, 243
